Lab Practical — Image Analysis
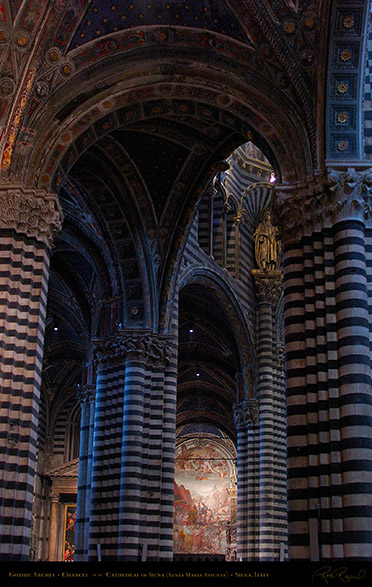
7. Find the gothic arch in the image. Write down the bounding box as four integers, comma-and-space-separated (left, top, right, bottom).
12, 28, 314, 187
177, 265, 256, 399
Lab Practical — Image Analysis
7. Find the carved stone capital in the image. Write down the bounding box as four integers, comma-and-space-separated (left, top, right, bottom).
76, 384, 96, 406
94, 330, 174, 368
233, 399, 259, 429
252, 269, 283, 305
273, 168, 372, 242
0, 185, 63, 247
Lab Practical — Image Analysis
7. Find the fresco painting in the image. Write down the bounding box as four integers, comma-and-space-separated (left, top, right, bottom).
63, 505, 76, 561
174, 441, 232, 555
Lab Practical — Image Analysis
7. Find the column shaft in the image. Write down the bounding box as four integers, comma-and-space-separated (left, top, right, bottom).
48, 495, 60, 561
117, 359, 145, 560
276, 169, 372, 560
75, 385, 95, 561
234, 400, 259, 561
0, 232, 50, 560
88, 331, 174, 561
88, 363, 125, 560
257, 300, 275, 560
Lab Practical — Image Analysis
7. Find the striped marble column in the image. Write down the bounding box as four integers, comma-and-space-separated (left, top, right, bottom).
159, 356, 178, 560
117, 356, 146, 560
130, 339, 177, 561
74, 384, 96, 561
88, 344, 126, 560
275, 167, 372, 561
0, 186, 62, 561
234, 398, 259, 561
88, 331, 174, 561
253, 271, 283, 560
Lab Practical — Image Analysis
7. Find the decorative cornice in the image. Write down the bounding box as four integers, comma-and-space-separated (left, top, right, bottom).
233, 399, 259, 429
273, 168, 372, 242
0, 185, 63, 247
94, 331, 174, 368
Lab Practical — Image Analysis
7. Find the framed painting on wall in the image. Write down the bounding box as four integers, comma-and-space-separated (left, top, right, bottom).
63, 505, 76, 562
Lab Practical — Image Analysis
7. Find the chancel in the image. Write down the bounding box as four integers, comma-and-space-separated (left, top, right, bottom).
0, 0, 371, 563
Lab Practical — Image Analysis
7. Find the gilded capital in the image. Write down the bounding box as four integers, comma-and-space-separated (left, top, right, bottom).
0, 185, 63, 247
273, 168, 372, 243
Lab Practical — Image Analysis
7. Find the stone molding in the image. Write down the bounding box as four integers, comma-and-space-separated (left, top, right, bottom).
233, 399, 259, 429
94, 331, 174, 368
0, 185, 63, 247
273, 168, 372, 242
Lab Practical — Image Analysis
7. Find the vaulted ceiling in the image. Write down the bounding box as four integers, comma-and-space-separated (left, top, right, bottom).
178, 283, 239, 440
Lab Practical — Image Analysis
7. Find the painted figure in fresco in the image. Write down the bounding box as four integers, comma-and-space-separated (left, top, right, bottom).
254, 209, 281, 272
64, 541, 74, 562
65, 510, 75, 532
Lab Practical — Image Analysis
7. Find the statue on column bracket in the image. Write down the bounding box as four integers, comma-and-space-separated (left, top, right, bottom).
253, 209, 281, 272
251, 209, 283, 303
233, 399, 259, 429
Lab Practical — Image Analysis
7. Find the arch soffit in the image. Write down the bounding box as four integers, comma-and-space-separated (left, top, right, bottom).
18, 29, 314, 189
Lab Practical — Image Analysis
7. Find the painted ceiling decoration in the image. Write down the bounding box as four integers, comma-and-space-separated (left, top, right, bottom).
0, 0, 325, 187
70, 0, 249, 48
326, 0, 369, 160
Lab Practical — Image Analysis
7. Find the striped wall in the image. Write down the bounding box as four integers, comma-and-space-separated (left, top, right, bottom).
0, 230, 50, 560
283, 218, 372, 560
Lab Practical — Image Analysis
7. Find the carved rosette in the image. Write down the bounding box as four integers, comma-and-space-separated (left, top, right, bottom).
0, 186, 63, 247
94, 331, 174, 368
273, 168, 372, 243
233, 399, 259, 429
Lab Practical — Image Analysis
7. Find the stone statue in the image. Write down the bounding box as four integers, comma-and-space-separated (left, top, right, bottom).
253, 209, 281, 272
